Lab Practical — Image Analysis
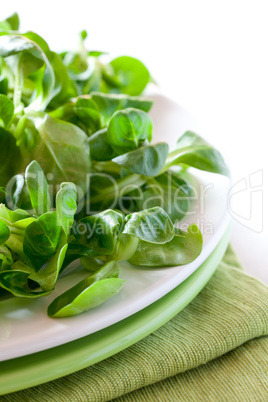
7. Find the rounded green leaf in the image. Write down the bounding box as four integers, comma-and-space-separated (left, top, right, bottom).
29, 237, 68, 292
91, 92, 153, 126
88, 128, 117, 161
112, 142, 169, 176
107, 108, 153, 155
74, 209, 125, 255
32, 114, 91, 195
110, 56, 150, 96
23, 211, 61, 271
123, 207, 174, 244
129, 223, 203, 267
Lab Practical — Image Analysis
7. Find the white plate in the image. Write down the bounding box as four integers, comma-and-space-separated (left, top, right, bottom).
0, 89, 231, 361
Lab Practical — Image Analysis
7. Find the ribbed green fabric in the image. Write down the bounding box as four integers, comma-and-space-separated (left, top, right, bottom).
2, 246, 268, 401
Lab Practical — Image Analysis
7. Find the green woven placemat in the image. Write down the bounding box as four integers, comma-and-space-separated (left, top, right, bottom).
2, 246, 268, 401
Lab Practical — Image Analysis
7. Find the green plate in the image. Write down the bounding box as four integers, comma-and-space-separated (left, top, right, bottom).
0, 225, 230, 396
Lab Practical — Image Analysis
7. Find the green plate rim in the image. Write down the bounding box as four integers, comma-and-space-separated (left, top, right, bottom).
0, 225, 231, 396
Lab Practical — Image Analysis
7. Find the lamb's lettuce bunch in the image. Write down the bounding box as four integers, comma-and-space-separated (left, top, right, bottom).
0, 14, 228, 317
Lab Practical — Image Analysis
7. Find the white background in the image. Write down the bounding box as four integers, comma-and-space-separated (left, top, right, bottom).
2, 0, 267, 282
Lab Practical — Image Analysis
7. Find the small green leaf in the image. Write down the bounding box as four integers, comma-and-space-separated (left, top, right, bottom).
80, 30, 87, 41
88, 128, 117, 161
113, 142, 169, 176
5, 12, 20, 31
25, 160, 51, 215
123, 207, 174, 244
56, 182, 77, 236
74, 209, 125, 255
23, 211, 61, 271
0, 34, 56, 111
0, 76, 8, 95
31, 114, 91, 195
10, 174, 32, 211
47, 260, 124, 318
110, 56, 150, 96
28, 233, 68, 291
107, 108, 153, 155
0, 204, 30, 223
50, 97, 101, 135
165, 131, 229, 176
73, 97, 101, 134
129, 223, 203, 266
88, 51, 107, 57
91, 92, 153, 126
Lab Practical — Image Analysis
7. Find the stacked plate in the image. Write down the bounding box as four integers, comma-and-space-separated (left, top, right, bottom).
0, 92, 231, 395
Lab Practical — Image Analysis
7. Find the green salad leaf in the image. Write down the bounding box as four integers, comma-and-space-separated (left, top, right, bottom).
123, 207, 174, 244
112, 142, 169, 176
25, 160, 51, 215
107, 108, 153, 155
23, 211, 61, 271
47, 260, 124, 318
109, 56, 150, 96
91, 92, 153, 126
0, 12, 19, 31
74, 209, 125, 255
28, 114, 91, 193
129, 224, 203, 267
164, 131, 229, 176
56, 182, 77, 236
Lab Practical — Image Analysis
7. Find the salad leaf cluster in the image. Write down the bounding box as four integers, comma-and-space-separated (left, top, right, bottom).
0, 14, 229, 318
0, 160, 202, 317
